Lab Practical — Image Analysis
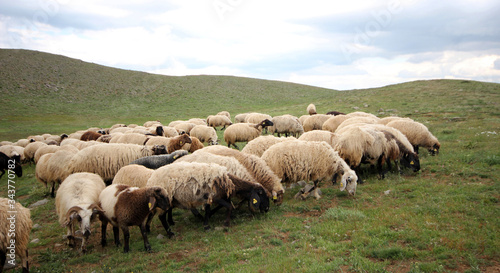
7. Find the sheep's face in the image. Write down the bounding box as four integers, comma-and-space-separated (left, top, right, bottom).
428, 143, 440, 156
69, 209, 94, 239
272, 190, 284, 206
250, 188, 270, 213
340, 170, 357, 196
402, 153, 420, 172
152, 145, 167, 155
261, 119, 274, 128
150, 188, 170, 211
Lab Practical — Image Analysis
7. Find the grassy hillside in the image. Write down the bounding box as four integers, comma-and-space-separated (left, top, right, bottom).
0, 49, 499, 272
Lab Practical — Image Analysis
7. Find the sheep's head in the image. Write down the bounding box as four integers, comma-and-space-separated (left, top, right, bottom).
339, 170, 357, 196
401, 152, 420, 172
178, 134, 193, 147
148, 187, 170, 211
64, 204, 103, 239
260, 119, 274, 128
171, 150, 188, 160
155, 126, 164, 136
429, 142, 440, 156
249, 187, 270, 213
152, 145, 167, 155
272, 190, 284, 206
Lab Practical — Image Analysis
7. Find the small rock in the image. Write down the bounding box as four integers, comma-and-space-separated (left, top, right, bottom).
156, 234, 166, 240
31, 238, 40, 244
29, 199, 49, 208
297, 181, 307, 187
378, 108, 385, 112
304, 226, 311, 229
384, 190, 391, 195
55, 243, 63, 247
32, 223, 41, 229
363, 103, 369, 108
353, 106, 360, 110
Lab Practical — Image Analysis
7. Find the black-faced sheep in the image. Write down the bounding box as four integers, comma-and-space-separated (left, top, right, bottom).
241, 135, 296, 157
0, 152, 22, 180
302, 114, 331, 132
268, 115, 304, 137
146, 162, 235, 234
129, 150, 188, 169
67, 144, 167, 184
190, 125, 218, 145
0, 198, 32, 273
99, 184, 170, 253
386, 119, 441, 155
207, 115, 232, 130
307, 103, 317, 115
224, 119, 274, 149
55, 172, 106, 252
0, 145, 25, 163
261, 140, 358, 199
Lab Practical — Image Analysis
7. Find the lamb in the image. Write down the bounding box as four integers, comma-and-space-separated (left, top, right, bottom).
307, 103, 317, 115
35, 145, 79, 197
298, 130, 338, 148
112, 165, 154, 188
322, 115, 351, 133
223, 119, 274, 149
202, 145, 285, 205
0, 198, 32, 273
129, 150, 188, 169
302, 114, 331, 132
268, 115, 304, 137
207, 115, 232, 130
0, 152, 22, 179
386, 119, 441, 155
190, 125, 218, 145
261, 140, 358, 199
241, 135, 296, 157
99, 184, 170, 253
146, 162, 235, 234
55, 172, 106, 252
67, 144, 167, 184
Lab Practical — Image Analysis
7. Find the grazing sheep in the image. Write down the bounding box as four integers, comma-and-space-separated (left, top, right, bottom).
378, 116, 412, 125
322, 115, 351, 133
326, 111, 345, 116
269, 115, 304, 137
298, 115, 309, 125
302, 114, 331, 132
144, 136, 170, 147
67, 144, 167, 184
261, 140, 358, 199
185, 136, 205, 153
298, 130, 338, 148
173, 122, 197, 135
14, 139, 31, 148
241, 135, 296, 157
111, 133, 150, 145
244, 113, 273, 124
99, 184, 170, 253
187, 118, 208, 126
202, 145, 285, 205
224, 119, 274, 149
0, 145, 25, 163
35, 146, 79, 197
386, 119, 441, 155
26, 135, 44, 142
207, 115, 232, 130
23, 141, 47, 163
96, 134, 113, 143
55, 172, 106, 252
112, 165, 154, 188
33, 145, 60, 164
217, 111, 231, 120
335, 116, 380, 133
45, 133, 69, 144
161, 126, 180, 137
307, 103, 317, 115
80, 131, 103, 141
146, 162, 235, 233
190, 125, 218, 145
129, 150, 188, 169
166, 134, 192, 153
143, 120, 162, 128
235, 113, 252, 123
345, 111, 379, 119
0, 198, 32, 273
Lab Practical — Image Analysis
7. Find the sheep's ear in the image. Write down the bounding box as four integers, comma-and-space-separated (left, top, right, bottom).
339, 176, 347, 192
272, 191, 278, 201
148, 196, 157, 212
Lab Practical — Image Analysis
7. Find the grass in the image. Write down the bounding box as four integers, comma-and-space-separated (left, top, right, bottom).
0, 49, 499, 272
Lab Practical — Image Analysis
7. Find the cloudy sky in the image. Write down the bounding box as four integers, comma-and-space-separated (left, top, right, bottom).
1, 0, 499, 90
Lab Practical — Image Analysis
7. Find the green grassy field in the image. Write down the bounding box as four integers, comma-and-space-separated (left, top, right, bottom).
0, 49, 499, 272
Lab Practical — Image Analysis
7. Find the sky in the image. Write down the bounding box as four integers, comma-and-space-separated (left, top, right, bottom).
1, 0, 499, 90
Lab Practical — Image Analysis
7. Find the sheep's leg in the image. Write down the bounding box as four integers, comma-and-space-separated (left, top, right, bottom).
21, 250, 29, 273
414, 145, 419, 154
167, 208, 175, 226
202, 204, 212, 230
208, 204, 224, 217
378, 155, 387, 179
354, 166, 364, 184
113, 226, 121, 247
121, 226, 131, 253
140, 223, 152, 252
50, 182, 56, 198
158, 211, 175, 238
67, 225, 75, 248
100, 217, 108, 247
214, 199, 233, 228
332, 173, 339, 185
190, 208, 205, 221
145, 209, 157, 233
0, 169, 4, 179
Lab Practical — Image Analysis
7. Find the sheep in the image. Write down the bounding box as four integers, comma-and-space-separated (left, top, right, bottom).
307, 103, 317, 115
129, 150, 188, 169
96, 134, 113, 143
146, 162, 235, 233
326, 111, 345, 116
335, 116, 380, 133
144, 136, 170, 147
143, 120, 162, 127
224, 119, 274, 149
202, 145, 285, 205
14, 139, 31, 148
112, 165, 154, 188
268, 115, 304, 137
161, 126, 180, 137
175, 151, 270, 213
67, 144, 167, 184
244, 113, 272, 124
217, 111, 231, 120
55, 172, 106, 252
173, 122, 197, 135
234, 113, 252, 123
33, 145, 60, 164
190, 125, 218, 145
298, 130, 338, 148
185, 136, 205, 153
322, 115, 351, 133
45, 133, 69, 144
109, 126, 132, 134
386, 119, 441, 155
261, 140, 358, 199
148, 126, 165, 136
98, 184, 170, 253
166, 134, 192, 153
0, 145, 25, 162
26, 135, 44, 142
298, 115, 309, 125
111, 133, 150, 145
0, 198, 32, 273
345, 111, 379, 119
378, 116, 413, 125
207, 115, 232, 130
241, 135, 296, 157
187, 118, 208, 126
302, 114, 331, 132
23, 141, 47, 164
80, 131, 103, 141
35, 145, 79, 197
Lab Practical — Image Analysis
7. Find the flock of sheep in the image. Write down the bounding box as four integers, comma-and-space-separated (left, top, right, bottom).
0, 104, 441, 272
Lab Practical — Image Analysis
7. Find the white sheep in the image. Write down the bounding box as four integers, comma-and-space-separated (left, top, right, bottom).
55, 172, 106, 252
262, 140, 358, 199
335, 116, 380, 133
386, 119, 441, 155
378, 116, 413, 125
216, 111, 231, 120
99, 184, 170, 252
33, 145, 60, 164
241, 135, 296, 157
190, 125, 219, 145
35, 145, 79, 197
207, 115, 232, 130
110, 132, 150, 145
244, 113, 273, 124
302, 114, 331, 132
298, 130, 338, 148
322, 115, 351, 133
0, 198, 32, 273
268, 114, 304, 137
173, 122, 197, 135
234, 113, 252, 123
67, 143, 167, 183
23, 141, 47, 163
112, 164, 154, 187
345, 111, 379, 119
223, 119, 274, 149
307, 103, 317, 115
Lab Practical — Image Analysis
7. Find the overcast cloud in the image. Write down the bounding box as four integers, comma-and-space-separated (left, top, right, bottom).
1, 0, 499, 90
